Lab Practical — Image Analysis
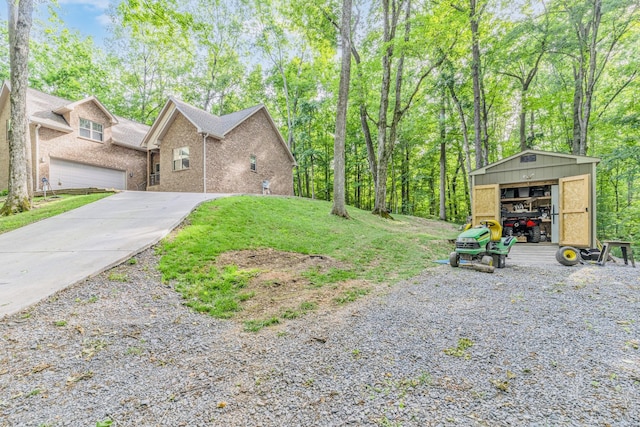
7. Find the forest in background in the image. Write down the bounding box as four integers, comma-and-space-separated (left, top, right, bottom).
1, 0, 638, 244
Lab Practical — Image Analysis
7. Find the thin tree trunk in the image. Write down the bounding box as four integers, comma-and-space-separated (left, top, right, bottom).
480, 78, 490, 165
528, 110, 535, 147
390, 154, 397, 213
570, 0, 611, 156
401, 141, 410, 214
348, 44, 377, 187
372, 0, 396, 217
519, 96, 527, 151
295, 161, 303, 197
439, 95, 446, 221
453, 161, 463, 218
580, 0, 602, 156
310, 154, 315, 199
448, 81, 472, 206
572, 63, 584, 155
470, 0, 483, 169
360, 104, 377, 185
2, 0, 34, 216
331, 0, 352, 218
458, 148, 470, 219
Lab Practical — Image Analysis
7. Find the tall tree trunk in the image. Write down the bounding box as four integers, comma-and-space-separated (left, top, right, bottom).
325, 7, 378, 193
470, 0, 484, 169
357, 0, 443, 217
295, 162, 303, 197
390, 154, 397, 213
331, 0, 352, 218
304, 163, 310, 197
580, 0, 601, 156
401, 141, 410, 214
450, 164, 460, 219
572, 63, 584, 155
439, 95, 446, 221
2, 0, 33, 216
458, 148, 470, 218
529, 110, 535, 143
519, 92, 527, 150
448, 80, 472, 205
324, 130, 331, 200
310, 154, 315, 199
480, 77, 490, 165
349, 47, 377, 187
354, 142, 361, 208
360, 105, 377, 185
567, 0, 624, 156
372, 0, 397, 217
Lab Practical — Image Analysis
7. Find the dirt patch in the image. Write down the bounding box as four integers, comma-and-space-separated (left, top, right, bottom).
216, 248, 348, 271
215, 248, 370, 321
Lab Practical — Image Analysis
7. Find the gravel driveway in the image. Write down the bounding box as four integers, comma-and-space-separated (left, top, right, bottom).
1, 250, 639, 426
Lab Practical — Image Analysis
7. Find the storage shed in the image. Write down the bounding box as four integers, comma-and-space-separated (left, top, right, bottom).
470, 150, 600, 248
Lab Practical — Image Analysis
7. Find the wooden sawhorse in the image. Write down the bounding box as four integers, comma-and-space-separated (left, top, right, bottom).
597, 241, 636, 267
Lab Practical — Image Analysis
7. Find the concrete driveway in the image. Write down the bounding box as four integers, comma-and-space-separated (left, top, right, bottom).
0, 191, 226, 318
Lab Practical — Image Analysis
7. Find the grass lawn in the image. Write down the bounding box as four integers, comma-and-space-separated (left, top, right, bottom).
0, 193, 113, 234
158, 196, 459, 327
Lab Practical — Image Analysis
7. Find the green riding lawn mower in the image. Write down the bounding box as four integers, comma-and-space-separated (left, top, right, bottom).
449, 220, 517, 273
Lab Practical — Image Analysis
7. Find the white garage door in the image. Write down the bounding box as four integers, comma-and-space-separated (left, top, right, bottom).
49, 158, 126, 190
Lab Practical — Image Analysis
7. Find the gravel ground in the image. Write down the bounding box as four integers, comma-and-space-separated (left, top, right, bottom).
1, 249, 639, 427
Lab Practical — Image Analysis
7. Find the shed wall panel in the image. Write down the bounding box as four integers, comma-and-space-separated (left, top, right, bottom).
474, 163, 593, 186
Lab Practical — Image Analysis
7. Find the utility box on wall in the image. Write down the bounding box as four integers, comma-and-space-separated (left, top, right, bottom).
470, 150, 600, 248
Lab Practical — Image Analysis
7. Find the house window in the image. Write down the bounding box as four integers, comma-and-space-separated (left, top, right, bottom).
250, 155, 257, 172
79, 118, 103, 142
173, 147, 190, 171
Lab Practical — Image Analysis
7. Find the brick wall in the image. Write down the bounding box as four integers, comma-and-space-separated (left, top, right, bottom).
1, 98, 147, 191
153, 108, 294, 195
153, 114, 204, 193
206, 109, 294, 195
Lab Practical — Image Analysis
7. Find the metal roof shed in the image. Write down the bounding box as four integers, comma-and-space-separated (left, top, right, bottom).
470, 150, 600, 248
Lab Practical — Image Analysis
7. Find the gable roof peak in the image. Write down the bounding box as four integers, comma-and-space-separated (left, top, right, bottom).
52, 95, 118, 124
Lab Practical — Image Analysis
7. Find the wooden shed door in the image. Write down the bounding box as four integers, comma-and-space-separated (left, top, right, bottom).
559, 174, 590, 247
472, 184, 500, 225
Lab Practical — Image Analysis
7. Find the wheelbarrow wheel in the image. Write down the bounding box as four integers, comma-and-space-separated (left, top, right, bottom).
556, 246, 581, 266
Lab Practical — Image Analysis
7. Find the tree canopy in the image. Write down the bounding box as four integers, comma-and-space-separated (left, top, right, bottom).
2, 0, 639, 243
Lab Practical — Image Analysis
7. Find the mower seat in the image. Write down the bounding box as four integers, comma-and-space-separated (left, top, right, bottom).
481, 219, 503, 242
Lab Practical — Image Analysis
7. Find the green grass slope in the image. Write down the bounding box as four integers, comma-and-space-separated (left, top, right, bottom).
158, 196, 459, 320
0, 193, 112, 234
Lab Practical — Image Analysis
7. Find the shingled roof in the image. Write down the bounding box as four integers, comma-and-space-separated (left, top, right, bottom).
141, 97, 295, 164
171, 98, 263, 138
111, 116, 150, 152
0, 81, 149, 150
25, 87, 74, 132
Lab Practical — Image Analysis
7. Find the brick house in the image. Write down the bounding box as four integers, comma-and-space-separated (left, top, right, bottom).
0, 81, 149, 192
141, 97, 296, 195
